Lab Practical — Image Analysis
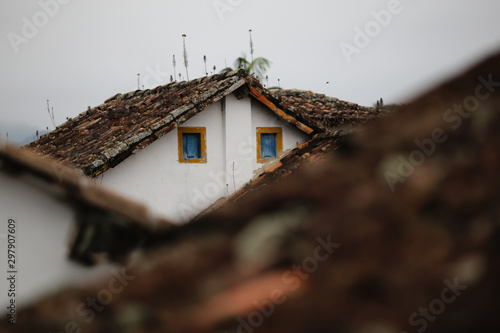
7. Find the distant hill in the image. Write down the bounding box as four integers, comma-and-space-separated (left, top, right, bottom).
0, 122, 45, 146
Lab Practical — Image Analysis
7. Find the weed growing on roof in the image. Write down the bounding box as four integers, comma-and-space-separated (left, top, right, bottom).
182, 34, 190, 81
47, 99, 56, 129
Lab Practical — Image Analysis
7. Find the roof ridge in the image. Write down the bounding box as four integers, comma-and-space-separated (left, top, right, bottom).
35, 69, 248, 140
276, 89, 377, 112
104, 68, 247, 105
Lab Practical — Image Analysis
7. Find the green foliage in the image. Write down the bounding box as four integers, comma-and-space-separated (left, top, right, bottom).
221, 53, 272, 79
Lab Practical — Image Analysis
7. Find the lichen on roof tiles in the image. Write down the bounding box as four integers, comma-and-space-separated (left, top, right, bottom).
272, 89, 389, 130
24, 69, 249, 176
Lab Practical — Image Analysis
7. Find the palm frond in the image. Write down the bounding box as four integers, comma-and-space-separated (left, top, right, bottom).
233, 55, 251, 71
219, 53, 272, 78
248, 57, 272, 78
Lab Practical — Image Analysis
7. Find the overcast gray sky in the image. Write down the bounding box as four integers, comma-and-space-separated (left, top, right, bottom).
1, 0, 500, 144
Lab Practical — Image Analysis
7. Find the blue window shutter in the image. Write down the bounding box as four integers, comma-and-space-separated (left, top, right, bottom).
183, 133, 201, 159
261, 133, 277, 158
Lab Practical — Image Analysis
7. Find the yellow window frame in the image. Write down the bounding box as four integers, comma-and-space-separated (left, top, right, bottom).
178, 127, 207, 163
256, 127, 283, 164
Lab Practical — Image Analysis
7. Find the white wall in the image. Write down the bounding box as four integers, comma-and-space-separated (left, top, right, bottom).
99, 94, 310, 223
0, 172, 113, 313
223, 94, 254, 192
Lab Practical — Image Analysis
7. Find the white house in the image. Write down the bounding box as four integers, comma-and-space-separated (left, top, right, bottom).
0, 141, 173, 315
26, 69, 318, 222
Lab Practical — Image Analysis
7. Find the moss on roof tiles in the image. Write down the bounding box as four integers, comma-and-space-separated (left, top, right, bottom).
272, 89, 389, 130
24, 69, 248, 176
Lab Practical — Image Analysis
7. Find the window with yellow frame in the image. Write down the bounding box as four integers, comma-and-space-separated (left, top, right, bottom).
178, 127, 207, 163
256, 127, 283, 163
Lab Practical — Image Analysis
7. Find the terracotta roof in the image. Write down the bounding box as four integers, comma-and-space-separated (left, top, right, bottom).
272, 89, 390, 130
24, 70, 316, 177
5, 51, 500, 332
0, 141, 175, 264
